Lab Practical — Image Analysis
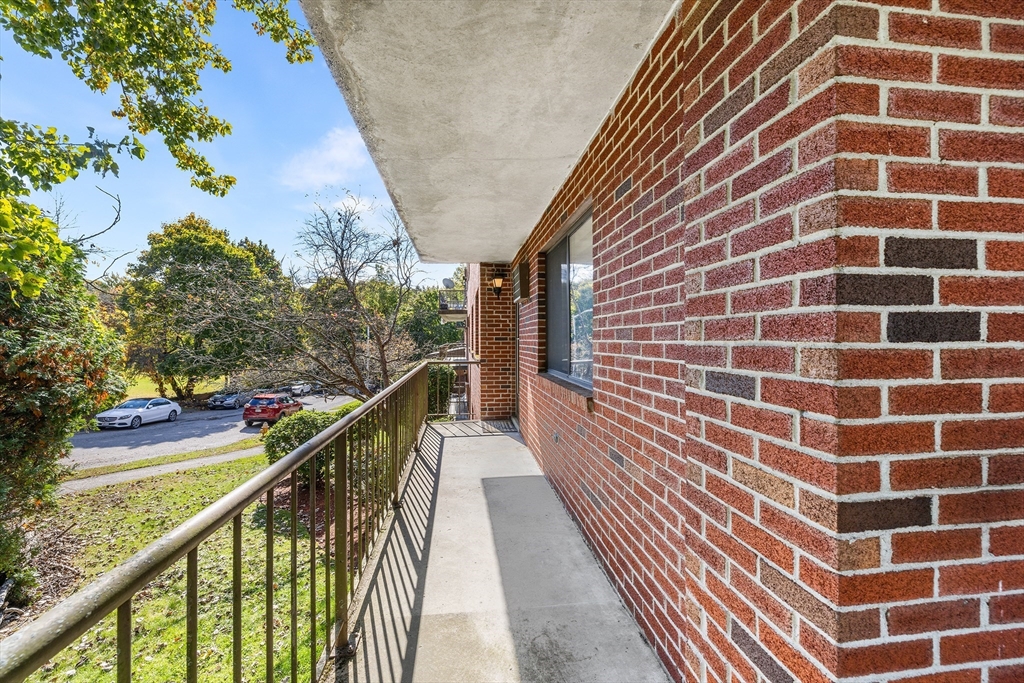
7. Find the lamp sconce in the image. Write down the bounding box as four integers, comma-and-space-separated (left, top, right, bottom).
491, 273, 505, 299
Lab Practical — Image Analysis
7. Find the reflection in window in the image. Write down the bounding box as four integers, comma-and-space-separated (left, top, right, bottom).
546, 214, 593, 386
568, 218, 593, 383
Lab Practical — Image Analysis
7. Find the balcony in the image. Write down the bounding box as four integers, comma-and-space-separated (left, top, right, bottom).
0, 363, 667, 683
437, 288, 467, 323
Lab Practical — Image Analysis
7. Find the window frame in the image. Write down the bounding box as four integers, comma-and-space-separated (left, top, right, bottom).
544, 210, 594, 388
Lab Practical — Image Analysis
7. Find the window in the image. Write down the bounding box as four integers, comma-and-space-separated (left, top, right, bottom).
546, 214, 593, 385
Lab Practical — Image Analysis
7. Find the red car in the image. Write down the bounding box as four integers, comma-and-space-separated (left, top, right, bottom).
243, 393, 303, 427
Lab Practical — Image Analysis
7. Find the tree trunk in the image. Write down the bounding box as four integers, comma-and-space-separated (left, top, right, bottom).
183, 376, 197, 401
147, 371, 168, 398
168, 375, 186, 402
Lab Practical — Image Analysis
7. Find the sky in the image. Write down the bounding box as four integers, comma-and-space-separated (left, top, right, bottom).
0, 5, 460, 286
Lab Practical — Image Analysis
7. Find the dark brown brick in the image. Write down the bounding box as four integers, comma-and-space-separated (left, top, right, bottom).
705, 79, 755, 137
889, 599, 980, 636
836, 274, 933, 305
761, 5, 851, 90
614, 177, 632, 200
888, 312, 981, 343
706, 371, 756, 400
761, 563, 836, 637
838, 609, 881, 643
884, 238, 978, 269
731, 621, 795, 683
837, 497, 933, 533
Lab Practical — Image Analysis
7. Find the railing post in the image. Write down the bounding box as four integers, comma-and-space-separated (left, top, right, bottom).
335, 431, 353, 657
325, 440, 332, 651
391, 397, 400, 509
266, 486, 274, 681
309, 451, 317, 683
187, 548, 198, 683
117, 599, 131, 683
290, 471, 298, 683
232, 515, 242, 683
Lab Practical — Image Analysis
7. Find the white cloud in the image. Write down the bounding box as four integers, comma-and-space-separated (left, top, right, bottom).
281, 127, 369, 191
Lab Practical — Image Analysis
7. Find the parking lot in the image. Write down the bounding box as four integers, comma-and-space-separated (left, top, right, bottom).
69, 394, 356, 470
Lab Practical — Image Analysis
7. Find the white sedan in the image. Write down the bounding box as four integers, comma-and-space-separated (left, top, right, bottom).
95, 398, 181, 429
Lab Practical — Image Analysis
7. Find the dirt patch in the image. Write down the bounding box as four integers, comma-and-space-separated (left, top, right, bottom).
0, 519, 87, 638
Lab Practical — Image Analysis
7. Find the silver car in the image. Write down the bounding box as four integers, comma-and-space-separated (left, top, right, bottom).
95, 397, 182, 429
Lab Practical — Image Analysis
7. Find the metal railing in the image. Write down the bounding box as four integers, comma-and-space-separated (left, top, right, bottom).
427, 359, 476, 421
0, 362, 430, 683
437, 288, 466, 312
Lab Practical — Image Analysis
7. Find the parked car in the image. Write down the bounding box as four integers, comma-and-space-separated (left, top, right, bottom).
207, 388, 255, 410
96, 398, 181, 429
243, 393, 303, 427
288, 380, 312, 396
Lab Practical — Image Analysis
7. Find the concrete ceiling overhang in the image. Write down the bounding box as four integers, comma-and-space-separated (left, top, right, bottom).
299, 0, 679, 263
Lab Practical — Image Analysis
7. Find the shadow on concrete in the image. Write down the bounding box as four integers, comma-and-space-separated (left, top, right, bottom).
482, 476, 669, 683
335, 423, 666, 683
337, 424, 444, 683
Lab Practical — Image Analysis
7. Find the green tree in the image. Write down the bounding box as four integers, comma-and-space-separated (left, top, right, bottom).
120, 214, 267, 401
166, 198, 423, 400
0, 249, 125, 601
0, 0, 314, 297
400, 288, 463, 358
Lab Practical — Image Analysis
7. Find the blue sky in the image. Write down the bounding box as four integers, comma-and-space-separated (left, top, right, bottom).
0, 5, 459, 285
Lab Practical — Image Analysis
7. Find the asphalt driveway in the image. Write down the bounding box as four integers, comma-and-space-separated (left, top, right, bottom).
69, 395, 356, 469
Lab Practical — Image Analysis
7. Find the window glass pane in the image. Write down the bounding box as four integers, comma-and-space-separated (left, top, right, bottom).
545, 238, 570, 375
568, 216, 593, 383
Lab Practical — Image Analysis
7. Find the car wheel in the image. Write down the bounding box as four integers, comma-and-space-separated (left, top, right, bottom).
245, 420, 255, 427
131, 416, 142, 429
233, 399, 240, 409
167, 410, 178, 422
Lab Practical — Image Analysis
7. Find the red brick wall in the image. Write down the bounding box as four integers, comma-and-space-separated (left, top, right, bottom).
467, 263, 517, 420
467, 1, 1024, 682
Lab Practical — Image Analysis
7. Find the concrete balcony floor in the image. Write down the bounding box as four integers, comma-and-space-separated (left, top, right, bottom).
335, 421, 668, 683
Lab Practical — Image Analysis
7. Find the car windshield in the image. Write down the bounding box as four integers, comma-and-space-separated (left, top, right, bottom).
210, 394, 225, 400
116, 399, 150, 409
250, 398, 275, 406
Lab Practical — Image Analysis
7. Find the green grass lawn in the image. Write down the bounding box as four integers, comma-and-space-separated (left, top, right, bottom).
125, 376, 224, 399
29, 456, 332, 682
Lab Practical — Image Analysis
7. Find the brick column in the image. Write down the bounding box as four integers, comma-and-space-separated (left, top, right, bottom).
467, 263, 516, 420
681, 1, 1024, 682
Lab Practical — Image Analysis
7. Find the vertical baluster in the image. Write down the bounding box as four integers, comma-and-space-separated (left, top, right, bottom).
369, 406, 377, 541
290, 471, 298, 683
391, 396, 399, 508
375, 404, 382, 531
325, 441, 332, 652
336, 431, 349, 653
358, 412, 365, 569
349, 427, 357, 595
398, 394, 403, 495
266, 486, 274, 681
233, 514, 242, 683
187, 548, 198, 683
117, 598, 131, 683
309, 451, 317, 682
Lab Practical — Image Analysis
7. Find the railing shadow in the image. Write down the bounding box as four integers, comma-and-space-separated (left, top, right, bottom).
336, 424, 445, 683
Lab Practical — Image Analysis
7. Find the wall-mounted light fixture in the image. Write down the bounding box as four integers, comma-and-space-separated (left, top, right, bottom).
491, 273, 505, 299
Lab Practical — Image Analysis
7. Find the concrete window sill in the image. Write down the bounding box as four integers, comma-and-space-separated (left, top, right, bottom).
537, 372, 594, 413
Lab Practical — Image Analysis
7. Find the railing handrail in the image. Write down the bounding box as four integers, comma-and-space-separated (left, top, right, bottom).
0, 361, 430, 681
437, 288, 467, 309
